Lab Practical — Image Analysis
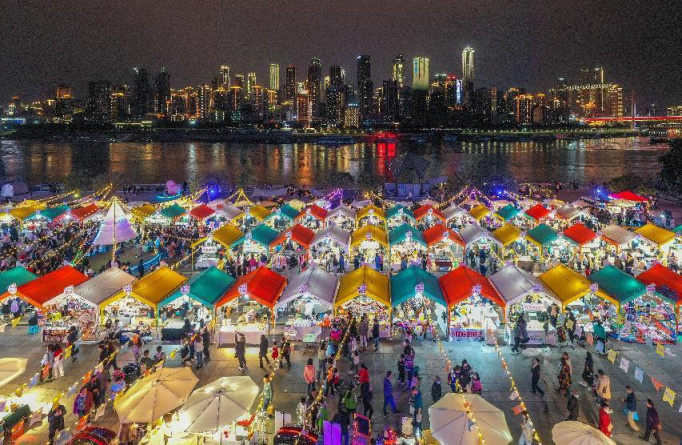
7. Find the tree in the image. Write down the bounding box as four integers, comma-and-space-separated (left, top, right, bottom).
659, 139, 682, 198
356, 171, 384, 194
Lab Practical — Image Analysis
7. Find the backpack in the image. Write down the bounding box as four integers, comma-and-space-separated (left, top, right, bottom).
344, 391, 356, 410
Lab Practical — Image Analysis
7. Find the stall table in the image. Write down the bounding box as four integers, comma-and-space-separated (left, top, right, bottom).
161, 320, 186, 342
217, 324, 263, 345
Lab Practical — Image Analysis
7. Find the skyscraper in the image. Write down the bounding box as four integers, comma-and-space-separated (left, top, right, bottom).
382, 80, 399, 122
462, 46, 475, 107
284, 64, 296, 103
154, 67, 171, 115
132, 68, 152, 118
307, 57, 322, 117
246, 72, 257, 95
412, 57, 430, 90
86, 80, 111, 122
357, 55, 372, 121
392, 54, 405, 88
219, 65, 231, 88
234, 74, 245, 90
296, 90, 312, 127
269, 64, 280, 91
197, 84, 212, 120
329, 65, 344, 88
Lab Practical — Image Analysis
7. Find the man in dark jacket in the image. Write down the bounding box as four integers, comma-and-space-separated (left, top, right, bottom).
530, 358, 544, 396
361, 381, 373, 418
372, 319, 380, 351
259, 334, 270, 368
331, 410, 350, 445
47, 403, 66, 444
383, 371, 398, 415
431, 376, 443, 403
202, 328, 211, 362
235, 333, 246, 371
622, 386, 639, 432
566, 390, 579, 420
642, 399, 662, 444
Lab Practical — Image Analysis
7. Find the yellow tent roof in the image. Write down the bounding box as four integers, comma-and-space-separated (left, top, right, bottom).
211, 224, 244, 248
287, 199, 306, 211
101, 266, 187, 310
356, 204, 386, 222
9, 205, 42, 221
469, 205, 490, 221
538, 264, 614, 306
247, 205, 271, 221
132, 204, 157, 219
634, 223, 675, 247
492, 224, 522, 247
335, 266, 390, 308
351, 225, 388, 248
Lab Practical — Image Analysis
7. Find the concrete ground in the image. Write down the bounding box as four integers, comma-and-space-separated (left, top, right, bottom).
1, 324, 681, 444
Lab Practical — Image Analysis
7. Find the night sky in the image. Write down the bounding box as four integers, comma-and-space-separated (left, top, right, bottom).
1, 0, 681, 107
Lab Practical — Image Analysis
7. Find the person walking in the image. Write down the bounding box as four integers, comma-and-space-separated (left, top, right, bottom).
519, 411, 534, 445
566, 390, 579, 420
382, 371, 398, 415
201, 328, 211, 362
262, 375, 273, 413
361, 382, 374, 418
317, 341, 327, 380
52, 343, 64, 379
582, 351, 594, 386
642, 399, 663, 445
47, 402, 67, 445
557, 357, 571, 397
598, 401, 613, 438
530, 358, 544, 397
281, 338, 292, 368
358, 316, 369, 352
343, 385, 357, 414
259, 334, 270, 369
194, 336, 204, 369
410, 386, 423, 440
511, 316, 527, 354
431, 376, 443, 403
372, 318, 380, 351
304, 358, 316, 395
235, 333, 247, 371
622, 386, 639, 432
595, 369, 611, 405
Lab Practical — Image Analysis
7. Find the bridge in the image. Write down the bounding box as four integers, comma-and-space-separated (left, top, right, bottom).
580, 116, 682, 123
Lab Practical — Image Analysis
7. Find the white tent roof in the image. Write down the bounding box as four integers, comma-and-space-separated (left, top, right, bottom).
74, 267, 136, 306
571, 198, 593, 209
216, 204, 243, 220
556, 205, 584, 221
601, 224, 637, 246
419, 198, 438, 206
252, 187, 288, 198
311, 225, 350, 250
276, 266, 339, 310
443, 204, 467, 221
326, 205, 356, 221
489, 265, 558, 305
350, 199, 371, 209
459, 224, 496, 247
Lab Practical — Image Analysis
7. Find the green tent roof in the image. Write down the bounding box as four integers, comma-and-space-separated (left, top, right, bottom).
526, 224, 558, 246
496, 204, 520, 221
588, 265, 646, 304
389, 223, 426, 247
0, 267, 38, 294
390, 266, 445, 307
160, 203, 187, 219
161, 266, 236, 308
266, 204, 299, 221
386, 205, 415, 221
28, 204, 70, 221
248, 224, 278, 247
674, 224, 682, 234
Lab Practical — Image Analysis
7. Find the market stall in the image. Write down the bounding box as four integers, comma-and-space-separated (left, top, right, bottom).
295, 204, 327, 231
325, 205, 356, 231
414, 205, 446, 230
588, 265, 672, 344
637, 263, 682, 335
19, 266, 89, 342
555, 205, 587, 225
0, 267, 38, 323
131, 204, 157, 222
439, 265, 504, 341
99, 266, 188, 334
388, 224, 426, 271
442, 204, 475, 230
26, 204, 70, 223
270, 224, 315, 271
158, 203, 188, 223
491, 224, 525, 260
562, 223, 599, 250
391, 266, 447, 338
355, 204, 386, 229
601, 224, 638, 253
459, 224, 502, 265
350, 225, 388, 270
386, 205, 416, 230
489, 265, 560, 345
524, 204, 553, 226
494, 204, 526, 228
215, 266, 287, 344
423, 224, 465, 272
57, 203, 101, 224
158, 267, 236, 341
525, 223, 560, 258
242, 205, 271, 231
335, 266, 391, 337
275, 267, 338, 341
607, 190, 649, 218
188, 204, 216, 223
215, 203, 244, 225
634, 223, 677, 267
9, 204, 44, 228
468, 205, 491, 226
310, 225, 351, 273
207, 223, 245, 255
264, 204, 298, 231
241, 224, 278, 266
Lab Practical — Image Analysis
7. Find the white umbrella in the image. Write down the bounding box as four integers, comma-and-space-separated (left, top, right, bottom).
428, 394, 512, 445
0, 358, 27, 387
114, 367, 199, 424
174, 376, 259, 435
552, 421, 616, 445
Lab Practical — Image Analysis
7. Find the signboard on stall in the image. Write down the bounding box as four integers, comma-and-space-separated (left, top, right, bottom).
522, 302, 546, 313
7, 283, 17, 296
450, 327, 484, 340
202, 245, 218, 254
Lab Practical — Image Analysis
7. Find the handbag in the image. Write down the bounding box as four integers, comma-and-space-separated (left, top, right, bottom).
622, 408, 639, 421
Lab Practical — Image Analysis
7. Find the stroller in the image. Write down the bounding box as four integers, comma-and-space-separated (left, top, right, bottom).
122, 362, 141, 385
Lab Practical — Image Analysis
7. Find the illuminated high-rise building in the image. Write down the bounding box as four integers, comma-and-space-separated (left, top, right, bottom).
307, 57, 322, 116
196, 84, 212, 120
132, 68, 153, 117
284, 64, 296, 103
269, 64, 280, 91
56, 85, 72, 100
392, 54, 405, 88
412, 57, 430, 90
219, 65, 231, 88
357, 55, 373, 121
296, 90, 312, 127
382, 80, 399, 121
228, 86, 243, 111
234, 74, 245, 90
330, 65, 343, 88
462, 46, 475, 106
246, 72, 257, 95
154, 67, 171, 115
109, 85, 129, 121
86, 80, 111, 122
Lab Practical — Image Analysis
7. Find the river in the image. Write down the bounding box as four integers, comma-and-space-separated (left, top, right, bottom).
0, 137, 667, 186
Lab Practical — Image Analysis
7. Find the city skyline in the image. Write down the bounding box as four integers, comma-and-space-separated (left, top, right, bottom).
1, 1, 680, 106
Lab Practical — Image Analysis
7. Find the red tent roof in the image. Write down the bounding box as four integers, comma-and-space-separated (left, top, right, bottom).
438, 265, 503, 308
189, 204, 216, 220
296, 205, 328, 221
610, 191, 648, 203
414, 205, 445, 221
524, 204, 552, 221
637, 264, 682, 304
18, 265, 89, 307
562, 223, 598, 246
216, 266, 287, 309
270, 224, 315, 249
64, 204, 100, 222
423, 224, 465, 247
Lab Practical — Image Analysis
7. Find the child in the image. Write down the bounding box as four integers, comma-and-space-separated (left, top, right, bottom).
271, 341, 279, 367
470, 372, 482, 394
350, 350, 360, 375
296, 396, 307, 426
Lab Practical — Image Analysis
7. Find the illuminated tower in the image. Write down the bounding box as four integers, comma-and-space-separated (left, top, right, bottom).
392, 54, 405, 88
154, 67, 171, 115
412, 57, 430, 90
269, 64, 280, 91
219, 65, 231, 88
246, 72, 257, 95
357, 55, 373, 121
462, 46, 475, 107
284, 64, 296, 103
307, 57, 322, 116
234, 74, 245, 90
